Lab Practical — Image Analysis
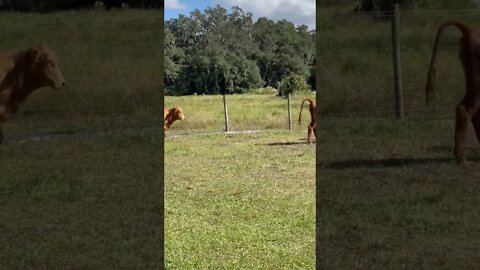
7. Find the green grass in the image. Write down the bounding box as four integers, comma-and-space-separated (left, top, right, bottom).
0, 131, 163, 269
316, 8, 480, 268
164, 79, 316, 269
317, 117, 480, 269
165, 130, 315, 269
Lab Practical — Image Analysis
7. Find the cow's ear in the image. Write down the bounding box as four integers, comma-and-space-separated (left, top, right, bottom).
28, 46, 42, 63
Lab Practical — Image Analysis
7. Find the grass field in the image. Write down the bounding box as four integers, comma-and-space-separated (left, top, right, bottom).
164, 95, 316, 269
1, 9, 163, 269
317, 8, 480, 268
317, 117, 480, 269
0, 131, 163, 269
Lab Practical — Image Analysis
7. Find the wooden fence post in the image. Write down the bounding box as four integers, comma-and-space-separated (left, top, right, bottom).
287, 93, 292, 130
223, 93, 230, 132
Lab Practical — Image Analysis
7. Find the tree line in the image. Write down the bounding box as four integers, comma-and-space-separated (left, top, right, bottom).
164, 5, 315, 96
0, 0, 162, 12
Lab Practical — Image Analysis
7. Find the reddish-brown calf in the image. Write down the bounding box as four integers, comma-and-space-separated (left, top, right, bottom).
426, 21, 480, 165
0, 45, 66, 143
298, 98, 316, 144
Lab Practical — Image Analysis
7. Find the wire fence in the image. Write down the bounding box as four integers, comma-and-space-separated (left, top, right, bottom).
0, 17, 159, 28
318, 8, 480, 120
164, 93, 317, 134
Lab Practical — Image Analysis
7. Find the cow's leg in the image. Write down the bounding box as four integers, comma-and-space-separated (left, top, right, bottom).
454, 99, 480, 165
307, 125, 314, 144
471, 108, 480, 144
9, 102, 19, 115
0, 106, 6, 145
0, 105, 7, 122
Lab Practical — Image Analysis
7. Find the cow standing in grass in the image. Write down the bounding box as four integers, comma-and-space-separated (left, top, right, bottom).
0, 45, 66, 143
164, 106, 185, 133
426, 21, 480, 165
298, 99, 316, 144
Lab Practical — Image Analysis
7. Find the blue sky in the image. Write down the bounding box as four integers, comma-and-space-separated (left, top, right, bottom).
165, 0, 315, 30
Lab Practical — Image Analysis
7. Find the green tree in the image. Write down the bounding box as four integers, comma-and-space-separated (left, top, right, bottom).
164, 5, 314, 95
164, 29, 185, 95
279, 75, 310, 96
252, 18, 314, 89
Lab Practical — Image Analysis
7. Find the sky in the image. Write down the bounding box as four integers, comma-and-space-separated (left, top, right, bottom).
165, 0, 315, 30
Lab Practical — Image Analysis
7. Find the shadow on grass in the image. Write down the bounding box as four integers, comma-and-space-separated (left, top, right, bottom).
265, 141, 310, 146
323, 156, 480, 169
428, 145, 480, 153
326, 157, 450, 169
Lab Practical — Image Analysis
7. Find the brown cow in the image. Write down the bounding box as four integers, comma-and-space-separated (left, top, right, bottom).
0, 45, 66, 143
426, 21, 480, 165
164, 106, 185, 133
298, 98, 316, 144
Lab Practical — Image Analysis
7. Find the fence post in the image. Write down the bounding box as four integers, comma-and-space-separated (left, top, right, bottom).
287, 93, 292, 130
223, 93, 230, 132
391, 2, 404, 119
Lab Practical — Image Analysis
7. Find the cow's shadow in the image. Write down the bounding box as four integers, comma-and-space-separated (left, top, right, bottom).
427, 145, 480, 153
321, 143, 480, 169
265, 141, 311, 146
324, 156, 480, 169
324, 157, 452, 169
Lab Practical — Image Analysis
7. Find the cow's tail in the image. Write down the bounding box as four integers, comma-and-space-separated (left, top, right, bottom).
426, 21, 471, 107
299, 99, 313, 125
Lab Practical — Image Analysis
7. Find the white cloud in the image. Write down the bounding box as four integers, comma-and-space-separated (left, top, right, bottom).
166, 0, 186, 9
216, 0, 315, 29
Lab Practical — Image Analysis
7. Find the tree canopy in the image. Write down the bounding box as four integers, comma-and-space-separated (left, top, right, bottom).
164, 5, 316, 96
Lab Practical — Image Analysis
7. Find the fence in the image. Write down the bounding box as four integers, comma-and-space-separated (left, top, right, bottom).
317, 8, 480, 120
219, 93, 299, 132
164, 93, 316, 133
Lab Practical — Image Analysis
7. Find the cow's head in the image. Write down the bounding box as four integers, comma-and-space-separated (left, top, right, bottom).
172, 106, 185, 121
28, 45, 66, 89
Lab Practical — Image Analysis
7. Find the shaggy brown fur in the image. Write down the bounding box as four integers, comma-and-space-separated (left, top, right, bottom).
426, 21, 480, 165
298, 98, 316, 144
0, 45, 66, 143
164, 106, 185, 133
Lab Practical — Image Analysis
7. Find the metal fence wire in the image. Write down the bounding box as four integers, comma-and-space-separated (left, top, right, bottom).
318, 8, 480, 120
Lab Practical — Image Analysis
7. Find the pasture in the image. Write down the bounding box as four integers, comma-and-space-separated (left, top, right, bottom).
317, 117, 480, 268
317, 7, 480, 268
0, 9, 162, 269
164, 94, 316, 269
